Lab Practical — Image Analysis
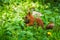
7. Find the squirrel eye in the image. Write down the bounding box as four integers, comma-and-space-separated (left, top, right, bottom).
25, 16, 28, 18
24, 19, 30, 24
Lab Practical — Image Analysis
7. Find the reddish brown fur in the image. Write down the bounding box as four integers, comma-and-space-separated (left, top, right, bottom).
25, 12, 34, 26
35, 18, 44, 28
46, 22, 54, 29
25, 12, 54, 29
25, 12, 44, 28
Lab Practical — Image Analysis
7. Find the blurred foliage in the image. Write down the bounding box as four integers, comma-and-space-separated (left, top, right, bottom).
0, 0, 60, 40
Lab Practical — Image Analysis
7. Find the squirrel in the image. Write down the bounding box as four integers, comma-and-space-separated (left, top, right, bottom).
24, 11, 44, 29
24, 8, 54, 29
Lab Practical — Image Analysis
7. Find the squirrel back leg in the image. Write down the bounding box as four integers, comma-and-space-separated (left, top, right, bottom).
35, 18, 44, 29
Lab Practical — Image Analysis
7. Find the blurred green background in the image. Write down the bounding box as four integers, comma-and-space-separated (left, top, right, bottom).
0, 0, 60, 40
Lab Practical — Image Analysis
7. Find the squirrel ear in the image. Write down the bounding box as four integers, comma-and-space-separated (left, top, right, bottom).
28, 11, 31, 16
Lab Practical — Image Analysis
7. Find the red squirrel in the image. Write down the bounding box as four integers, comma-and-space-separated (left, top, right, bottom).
24, 11, 54, 29
24, 8, 54, 29
24, 11, 44, 28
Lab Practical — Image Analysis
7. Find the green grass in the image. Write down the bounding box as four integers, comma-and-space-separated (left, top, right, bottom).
0, 0, 60, 40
